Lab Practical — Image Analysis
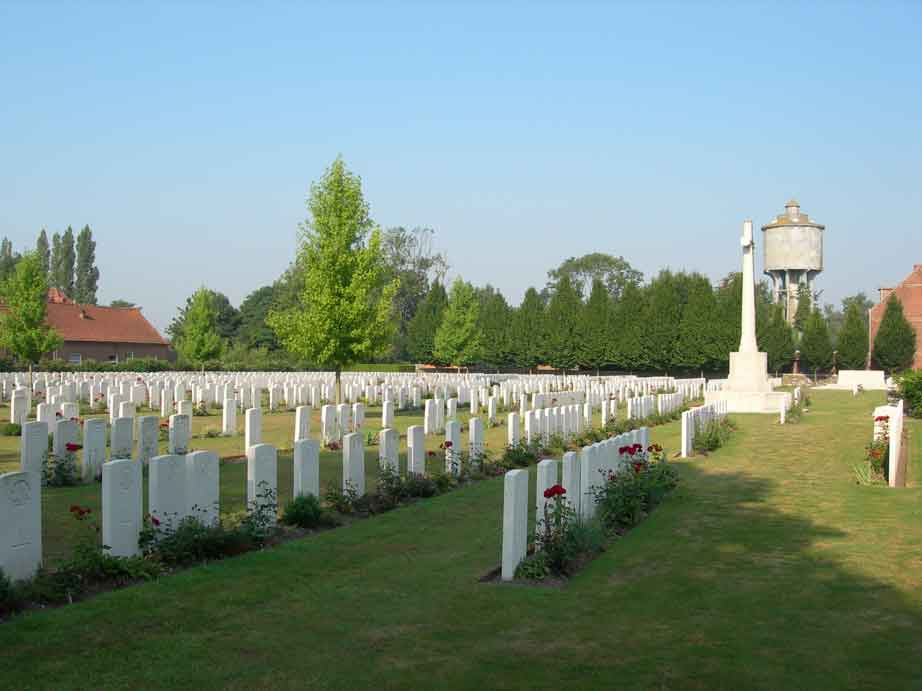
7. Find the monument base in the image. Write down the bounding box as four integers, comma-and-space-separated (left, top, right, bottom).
705, 390, 790, 414
726, 351, 774, 392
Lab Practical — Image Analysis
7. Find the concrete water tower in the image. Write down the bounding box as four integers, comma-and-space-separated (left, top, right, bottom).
761, 200, 825, 324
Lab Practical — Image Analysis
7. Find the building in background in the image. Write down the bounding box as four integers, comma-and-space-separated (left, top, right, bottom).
869, 265, 922, 370
762, 200, 825, 324
45, 289, 172, 364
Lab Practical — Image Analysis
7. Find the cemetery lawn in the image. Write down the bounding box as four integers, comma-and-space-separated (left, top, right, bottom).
4, 390, 922, 689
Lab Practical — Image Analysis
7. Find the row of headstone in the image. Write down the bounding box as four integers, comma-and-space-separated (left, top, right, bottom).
626, 395, 656, 420
500, 426, 650, 580
523, 405, 584, 444
680, 402, 729, 458
657, 392, 685, 416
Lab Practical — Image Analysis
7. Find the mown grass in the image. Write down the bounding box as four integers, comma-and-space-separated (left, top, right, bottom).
4, 390, 921, 690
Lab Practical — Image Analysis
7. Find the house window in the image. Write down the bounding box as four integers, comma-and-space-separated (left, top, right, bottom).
125, 352, 135, 360
68, 353, 82, 364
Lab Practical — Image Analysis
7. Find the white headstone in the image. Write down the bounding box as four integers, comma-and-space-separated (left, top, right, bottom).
222, 398, 237, 436
381, 400, 395, 429
407, 425, 425, 475
379, 428, 399, 473
293, 439, 320, 499
168, 414, 190, 455
102, 459, 142, 557
469, 417, 484, 461
501, 469, 528, 581
507, 412, 520, 446
444, 420, 461, 475
246, 443, 277, 524
20, 421, 48, 476
186, 451, 220, 526
149, 454, 188, 529
342, 432, 365, 495
82, 418, 107, 481
0, 471, 42, 581
536, 458, 560, 517
137, 415, 159, 466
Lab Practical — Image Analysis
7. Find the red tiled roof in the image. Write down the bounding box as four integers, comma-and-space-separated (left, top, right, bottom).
46, 303, 169, 345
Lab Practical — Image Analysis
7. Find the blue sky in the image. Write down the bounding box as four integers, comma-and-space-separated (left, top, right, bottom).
1, 1, 919, 331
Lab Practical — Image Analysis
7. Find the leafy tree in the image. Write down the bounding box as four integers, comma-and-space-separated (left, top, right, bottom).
580, 278, 613, 374
610, 281, 649, 371
643, 270, 684, 372
109, 299, 136, 308
761, 303, 796, 374
823, 293, 874, 345
544, 274, 583, 371
510, 287, 547, 371
0, 238, 19, 283
238, 286, 280, 350
712, 273, 742, 369
406, 281, 448, 364
672, 274, 719, 372
836, 300, 870, 370
0, 252, 63, 386
267, 157, 397, 402
547, 252, 642, 300
53, 227, 76, 298
174, 287, 224, 370
169, 290, 241, 342
381, 226, 448, 360
433, 278, 482, 369
74, 225, 100, 304
873, 295, 917, 372
793, 283, 812, 332
800, 310, 833, 372
35, 230, 50, 275
477, 285, 513, 368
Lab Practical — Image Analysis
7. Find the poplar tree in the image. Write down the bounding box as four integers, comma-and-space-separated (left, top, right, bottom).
406, 282, 448, 364
761, 303, 796, 374
644, 270, 683, 372
511, 288, 547, 371
433, 278, 482, 369
35, 230, 50, 276
544, 274, 582, 371
268, 157, 397, 402
800, 310, 833, 372
74, 225, 100, 304
793, 284, 812, 332
477, 286, 513, 368
0, 252, 62, 386
580, 278, 613, 374
0, 238, 18, 283
50, 227, 76, 297
873, 295, 917, 372
610, 282, 649, 371
837, 300, 870, 370
672, 274, 719, 372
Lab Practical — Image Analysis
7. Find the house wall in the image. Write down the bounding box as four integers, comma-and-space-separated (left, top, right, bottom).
869, 267, 922, 370
51, 341, 174, 364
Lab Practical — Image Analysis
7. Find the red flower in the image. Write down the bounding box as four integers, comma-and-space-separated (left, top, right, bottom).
444, 440, 453, 449
543, 484, 566, 499
619, 446, 629, 455
151, 515, 161, 527
65, 442, 82, 452
69, 504, 81, 513
648, 444, 662, 453
633, 462, 643, 473
427, 450, 435, 458
55, 411, 63, 418
875, 416, 890, 422
633, 444, 643, 454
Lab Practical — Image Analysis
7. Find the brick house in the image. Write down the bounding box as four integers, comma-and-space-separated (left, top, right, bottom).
42, 289, 173, 364
869, 264, 922, 370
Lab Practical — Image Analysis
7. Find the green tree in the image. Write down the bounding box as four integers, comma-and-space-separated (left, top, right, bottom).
169, 289, 241, 342
510, 287, 547, 371
837, 300, 870, 370
546, 252, 643, 301
800, 310, 833, 373
238, 286, 281, 350
0, 238, 19, 283
873, 295, 917, 372
49, 227, 76, 298
672, 274, 719, 372
610, 281, 649, 371
433, 278, 482, 368
267, 157, 397, 402
793, 284, 812, 332
761, 303, 796, 374
643, 270, 684, 372
0, 252, 63, 386
579, 278, 613, 374
381, 226, 448, 360
406, 282, 448, 364
713, 273, 742, 369
35, 230, 50, 276
74, 225, 100, 304
174, 287, 224, 370
544, 274, 583, 371
477, 285, 513, 368
109, 299, 136, 308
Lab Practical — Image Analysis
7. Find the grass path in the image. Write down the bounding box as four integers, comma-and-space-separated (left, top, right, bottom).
3, 390, 922, 690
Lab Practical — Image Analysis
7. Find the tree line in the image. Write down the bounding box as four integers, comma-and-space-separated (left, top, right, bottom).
0, 226, 100, 304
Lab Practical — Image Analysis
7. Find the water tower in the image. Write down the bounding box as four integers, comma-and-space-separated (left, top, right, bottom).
761, 200, 825, 323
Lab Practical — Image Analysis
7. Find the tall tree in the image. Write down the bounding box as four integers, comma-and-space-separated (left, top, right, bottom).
672, 274, 719, 372
793, 283, 812, 332
268, 157, 397, 402
837, 300, 870, 370
643, 270, 684, 372
610, 281, 649, 371
381, 226, 448, 360
761, 303, 796, 374
74, 225, 100, 304
406, 281, 448, 364
800, 310, 833, 373
50, 232, 62, 290
713, 273, 742, 368
238, 286, 281, 350
0, 238, 18, 283
35, 229, 50, 276
49, 227, 76, 297
433, 278, 482, 369
174, 287, 224, 370
0, 252, 63, 386
477, 285, 513, 368
544, 274, 583, 371
873, 295, 917, 372
579, 278, 613, 374
169, 289, 240, 342
510, 287, 547, 371
547, 252, 642, 301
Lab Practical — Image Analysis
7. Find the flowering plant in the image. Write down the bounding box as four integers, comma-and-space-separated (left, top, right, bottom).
536, 484, 577, 575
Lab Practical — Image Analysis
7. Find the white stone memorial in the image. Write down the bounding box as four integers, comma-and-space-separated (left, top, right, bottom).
293, 439, 320, 498
102, 459, 142, 557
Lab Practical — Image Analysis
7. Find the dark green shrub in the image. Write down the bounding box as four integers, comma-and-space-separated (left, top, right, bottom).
282, 494, 338, 529
324, 481, 360, 514
899, 370, 922, 417
43, 451, 79, 487
0, 423, 21, 437
141, 516, 247, 566
592, 458, 679, 531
